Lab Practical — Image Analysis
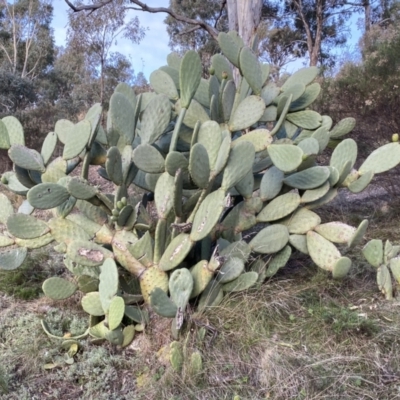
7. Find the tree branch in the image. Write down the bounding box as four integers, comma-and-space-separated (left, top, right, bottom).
65, 0, 113, 12
214, 0, 227, 28
177, 25, 202, 36
65, 0, 220, 40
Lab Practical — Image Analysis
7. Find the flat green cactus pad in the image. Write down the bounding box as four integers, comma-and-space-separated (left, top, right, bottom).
221, 80, 236, 122
150, 287, 177, 318
8, 145, 45, 172
389, 257, 400, 284
266, 245, 292, 278
218, 32, 241, 67
63, 119, 91, 160
106, 146, 123, 186
239, 46, 262, 95
82, 292, 105, 316
314, 222, 356, 244
257, 192, 300, 222
27, 183, 70, 209
297, 137, 319, 156
211, 53, 233, 82
99, 258, 119, 313
221, 271, 258, 293
159, 233, 193, 271
2, 115, 24, 145
377, 264, 393, 300
213, 136, 231, 175
180, 50, 202, 108
332, 257, 352, 279
189, 143, 210, 188
249, 224, 289, 254
140, 94, 172, 144
289, 234, 309, 254
190, 189, 227, 242
268, 144, 303, 173
0, 247, 27, 270
235, 170, 254, 199
190, 260, 213, 298
198, 280, 223, 310
167, 51, 181, 70
282, 66, 319, 90
222, 141, 255, 190
150, 69, 179, 100
348, 219, 369, 248
67, 177, 97, 200
108, 296, 125, 331
0, 119, 10, 149
348, 170, 374, 193
194, 78, 210, 107
219, 240, 252, 262
330, 138, 357, 174
154, 172, 175, 219
217, 257, 245, 283
304, 188, 338, 210
0, 193, 14, 224
362, 239, 383, 268
7, 214, 49, 239
259, 166, 284, 201
67, 240, 113, 267
108, 92, 135, 144
329, 117, 356, 139
0, 235, 15, 247
121, 325, 136, 348
133, 144, 165, 174
283, 207, 321, 234
42, 277, 77, 300
233, 129, 273, 152
283, 166, 330, 190
41, 131, 58, 165
286, 110, 322, 130
229, 95, 266, 131
115, 82, 137, 110
169, 268, 193, 309
54, 119, 74, 145
290, 83, 321, 112
301, 181, 330, 203
359, 142, 400, 174
197, 121, 222, 170
306, 231, 341, 271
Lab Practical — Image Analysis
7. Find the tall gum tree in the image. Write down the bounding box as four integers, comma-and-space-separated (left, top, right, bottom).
66, 0, 145, 105
65, 0, 264, 48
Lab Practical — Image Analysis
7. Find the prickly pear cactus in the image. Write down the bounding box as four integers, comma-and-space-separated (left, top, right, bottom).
1, 31, 400, 343
362, 239, 400, 300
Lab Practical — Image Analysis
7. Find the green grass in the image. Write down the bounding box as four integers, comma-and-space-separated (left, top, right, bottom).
0, 250, 51, 300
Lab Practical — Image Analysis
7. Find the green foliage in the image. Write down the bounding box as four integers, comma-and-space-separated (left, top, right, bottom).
1, 31, 400, 343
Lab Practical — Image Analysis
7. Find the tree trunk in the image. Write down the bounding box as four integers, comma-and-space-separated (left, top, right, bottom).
226, 0, 263, 47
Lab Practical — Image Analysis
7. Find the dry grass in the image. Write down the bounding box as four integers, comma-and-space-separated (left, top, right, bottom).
2, 182, 400, 399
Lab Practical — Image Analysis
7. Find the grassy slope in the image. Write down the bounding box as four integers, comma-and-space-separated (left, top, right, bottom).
1, 194, 400, 399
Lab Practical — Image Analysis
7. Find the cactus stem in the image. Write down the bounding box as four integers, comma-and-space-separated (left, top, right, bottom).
169, 107, 187, 152
81, 152, 91, 180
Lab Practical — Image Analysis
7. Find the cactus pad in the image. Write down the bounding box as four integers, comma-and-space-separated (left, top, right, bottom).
42, 277, 77, 300
0, 247, 27, 270
257, 192, 300, 222
362, 239, 383, 268
249, 224, 289, 254
306, 231, 341, 271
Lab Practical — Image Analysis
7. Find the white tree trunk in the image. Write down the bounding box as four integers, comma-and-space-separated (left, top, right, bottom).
226, 0, 263, 47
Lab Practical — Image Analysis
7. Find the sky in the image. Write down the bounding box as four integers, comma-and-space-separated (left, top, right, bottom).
52, 0, 363, 79
52, 0, 171, 78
